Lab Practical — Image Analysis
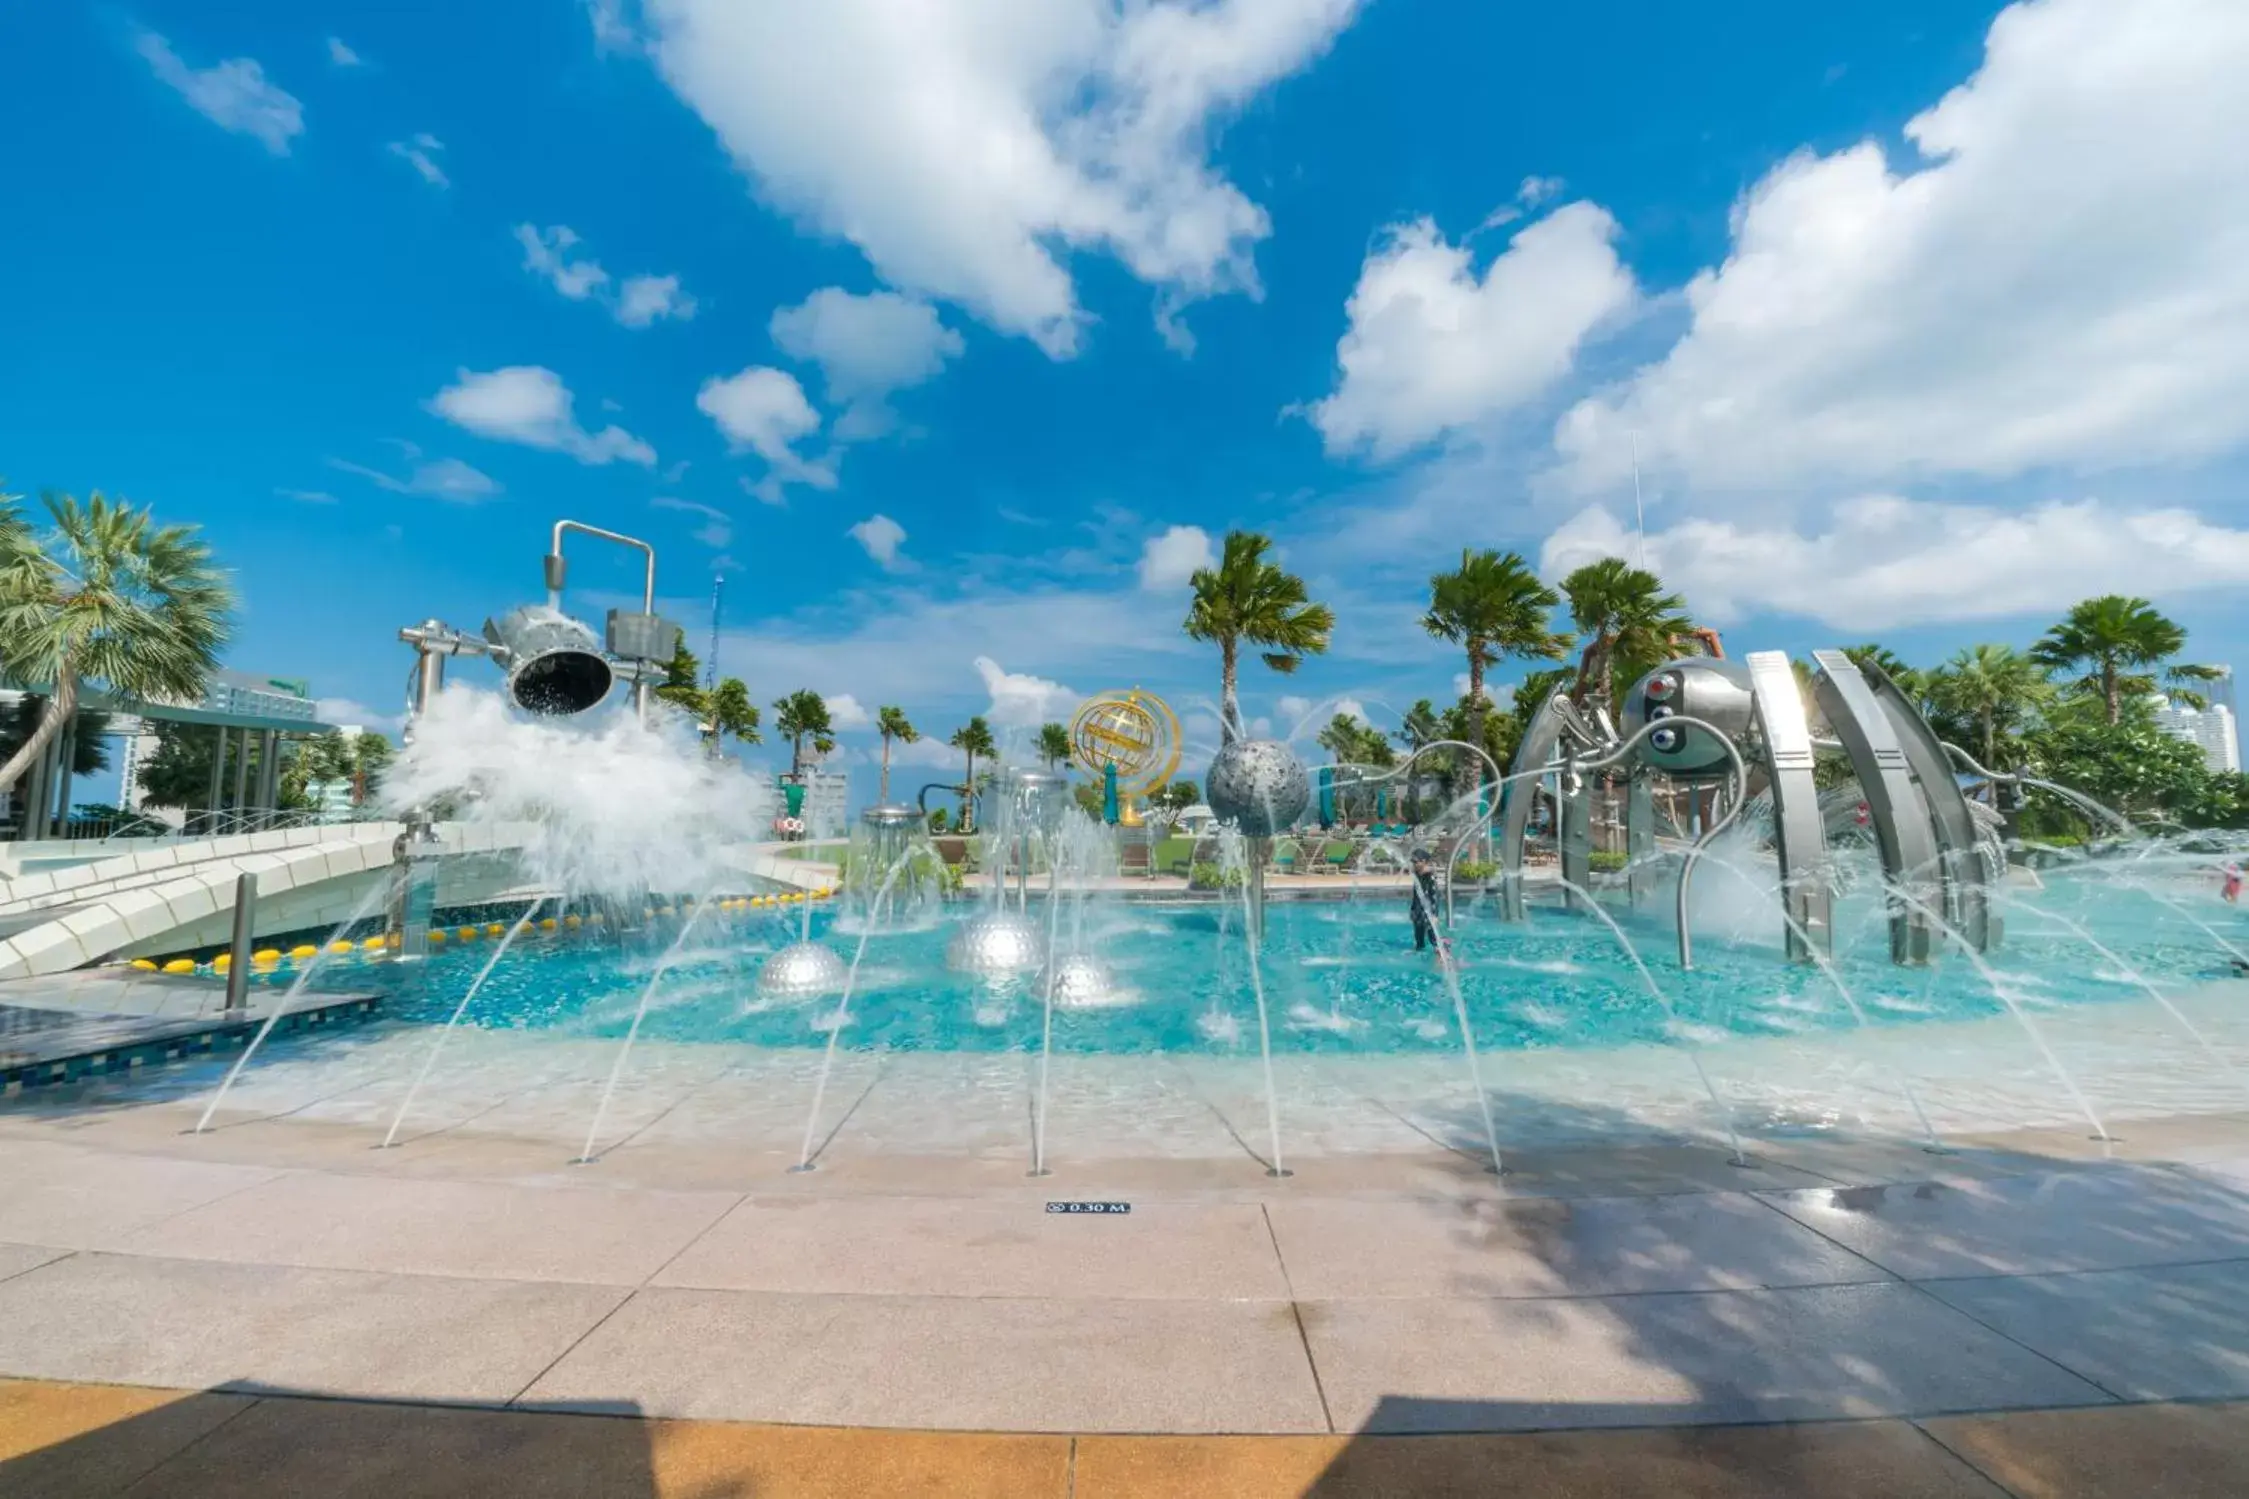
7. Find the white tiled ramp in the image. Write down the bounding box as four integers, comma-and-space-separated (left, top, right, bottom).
1265, 1192, 1891, 1299
114, 1171, 743, 1286
1759, 1169, 2249, 1277
1300, 1282, 2115, 1433
653, 1196, 1291, 1299
0, 1253, 628, 1402
0, 1141, 280, 1251
1924, 1260, 2249, 1400
522, 1288, 1330, 1432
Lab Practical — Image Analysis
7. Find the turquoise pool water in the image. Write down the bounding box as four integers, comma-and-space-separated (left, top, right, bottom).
274, 871, 2248, 1056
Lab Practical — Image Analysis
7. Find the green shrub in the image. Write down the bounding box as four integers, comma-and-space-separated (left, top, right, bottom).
1188, 861, 1246, 890
1453, 860, 1497, 883
1587, 850, 1629, 873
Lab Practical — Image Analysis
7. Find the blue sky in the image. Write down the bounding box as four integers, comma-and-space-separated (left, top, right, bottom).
5, 0, 2246, 796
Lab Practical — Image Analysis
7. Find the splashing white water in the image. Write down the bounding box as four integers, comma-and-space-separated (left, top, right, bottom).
382, 688, 776, 897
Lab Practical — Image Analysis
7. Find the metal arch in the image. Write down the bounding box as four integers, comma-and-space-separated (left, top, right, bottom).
1861, 669, 2001, 951
1496, 691, 1601, 921
1745, 650, 1833, 964
1810, 651, 1941, 964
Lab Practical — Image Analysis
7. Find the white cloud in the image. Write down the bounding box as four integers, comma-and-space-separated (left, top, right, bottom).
770, 288, 962, 431
823, 693, 873, 730
1451, 674, 1499, 702
314, 697, 403, 734
1540, 497, 2249, 632
975, 656, 1078, 728
638, 0, 1363, 356
515, 226, 693, 327
698, 366, 833, 495
327, 37, 363, 68
586, 0, 637, 53
388, 134, 448, 188
1312, 202, 1636, 459
650, 495, 732, 549
1554, 0, 2249, 494
515, 225, 609, 301
275, 487, 337, 505
430, 366, 655, 466
328, 455, 501, 502
136, 32, 303, 155
1137, 524, 1215, 589
617, 273, 697, 327
848, 514, 910, 571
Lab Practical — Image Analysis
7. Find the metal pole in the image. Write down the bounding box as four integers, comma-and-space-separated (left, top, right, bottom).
258, 730, 280, 812
231, 726, 251, 814
204, 724, 225, 830
548, 520, 658, 722
223, 871, 258, 1012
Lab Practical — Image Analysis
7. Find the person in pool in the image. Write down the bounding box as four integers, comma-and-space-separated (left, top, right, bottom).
1409, 848, 1444, 953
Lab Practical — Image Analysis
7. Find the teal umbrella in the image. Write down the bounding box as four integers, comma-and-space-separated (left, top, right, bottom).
1316, 767, 1335, 828
1102, 761, 1120, 824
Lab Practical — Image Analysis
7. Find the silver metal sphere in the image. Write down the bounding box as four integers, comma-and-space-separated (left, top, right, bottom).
944, 910, 1046, 976
756, 940, 849, 1001
1041, 953, 1128, 1010
1205, 739, 1311, 837
1619, 657, 1757, 780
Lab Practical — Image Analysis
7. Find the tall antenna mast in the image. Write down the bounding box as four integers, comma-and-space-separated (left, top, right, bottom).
1629, 430, 1648, 571
707, 572, 723, 690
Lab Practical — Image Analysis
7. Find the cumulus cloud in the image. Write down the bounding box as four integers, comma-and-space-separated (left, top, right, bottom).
696, 366, 834, 498
430, 366, 656, 466
327, 37, 363, 67
388, 134, 448, 188
314, 697, 402, 734
975, 656, 1078, 728
617, 273, 696, 327
847, 514, 910, 571
515, 226, 695, 327
328, 454, 501, 502
770, 287, 963, 434
1540, 497, 2249, 632
1553, 0, 2249, 494
823, 693, 873, 731
136, 32, 303, 155
638, 0, 1363, 355
1137, 524, 1215, 589
1312, 202, 1635, 459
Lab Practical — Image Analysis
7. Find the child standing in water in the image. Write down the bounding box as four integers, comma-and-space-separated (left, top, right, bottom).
1409, 848, 1444, 953
2224, 863, 2243, 904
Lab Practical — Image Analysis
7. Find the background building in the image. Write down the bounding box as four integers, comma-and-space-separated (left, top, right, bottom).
2154, 695, 2242, 775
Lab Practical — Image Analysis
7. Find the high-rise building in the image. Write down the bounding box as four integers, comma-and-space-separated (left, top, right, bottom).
2209, 666, 2241, 769
2153, 695, 2242, 775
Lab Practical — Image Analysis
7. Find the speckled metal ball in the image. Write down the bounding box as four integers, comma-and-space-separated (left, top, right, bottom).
755, 941, 848, 1002
1041, 953, 1128, 1010
1205, 739, 1311, 837
944, 910, 1046, 976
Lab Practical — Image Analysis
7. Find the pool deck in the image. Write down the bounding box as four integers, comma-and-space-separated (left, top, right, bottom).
0, 971, 381, 1093
0, 1084, 2246, 1492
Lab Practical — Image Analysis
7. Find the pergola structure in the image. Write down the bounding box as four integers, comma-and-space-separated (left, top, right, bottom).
3, 671, 333, 841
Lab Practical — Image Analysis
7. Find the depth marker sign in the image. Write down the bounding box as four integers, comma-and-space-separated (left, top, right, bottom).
1046, 1201, 1131, 1214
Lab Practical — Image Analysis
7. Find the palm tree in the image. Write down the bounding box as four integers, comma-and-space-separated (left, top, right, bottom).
1559, 558, 1693, 713
652, 637, 705, 716
0, 490, 231, 797
1035, 721, 1073, 767
2032, 595, 2186, 725
1926, 644, 2051, 768
875, 705, 918, 802
1423, 548, 1570, 780
1183, 530, 1334, 743
772, 689, 835, 778
1511, 666, 1577, 721
704, 679, 761, 756
1316, 714, 1366, 765
948, 716, 996, 831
